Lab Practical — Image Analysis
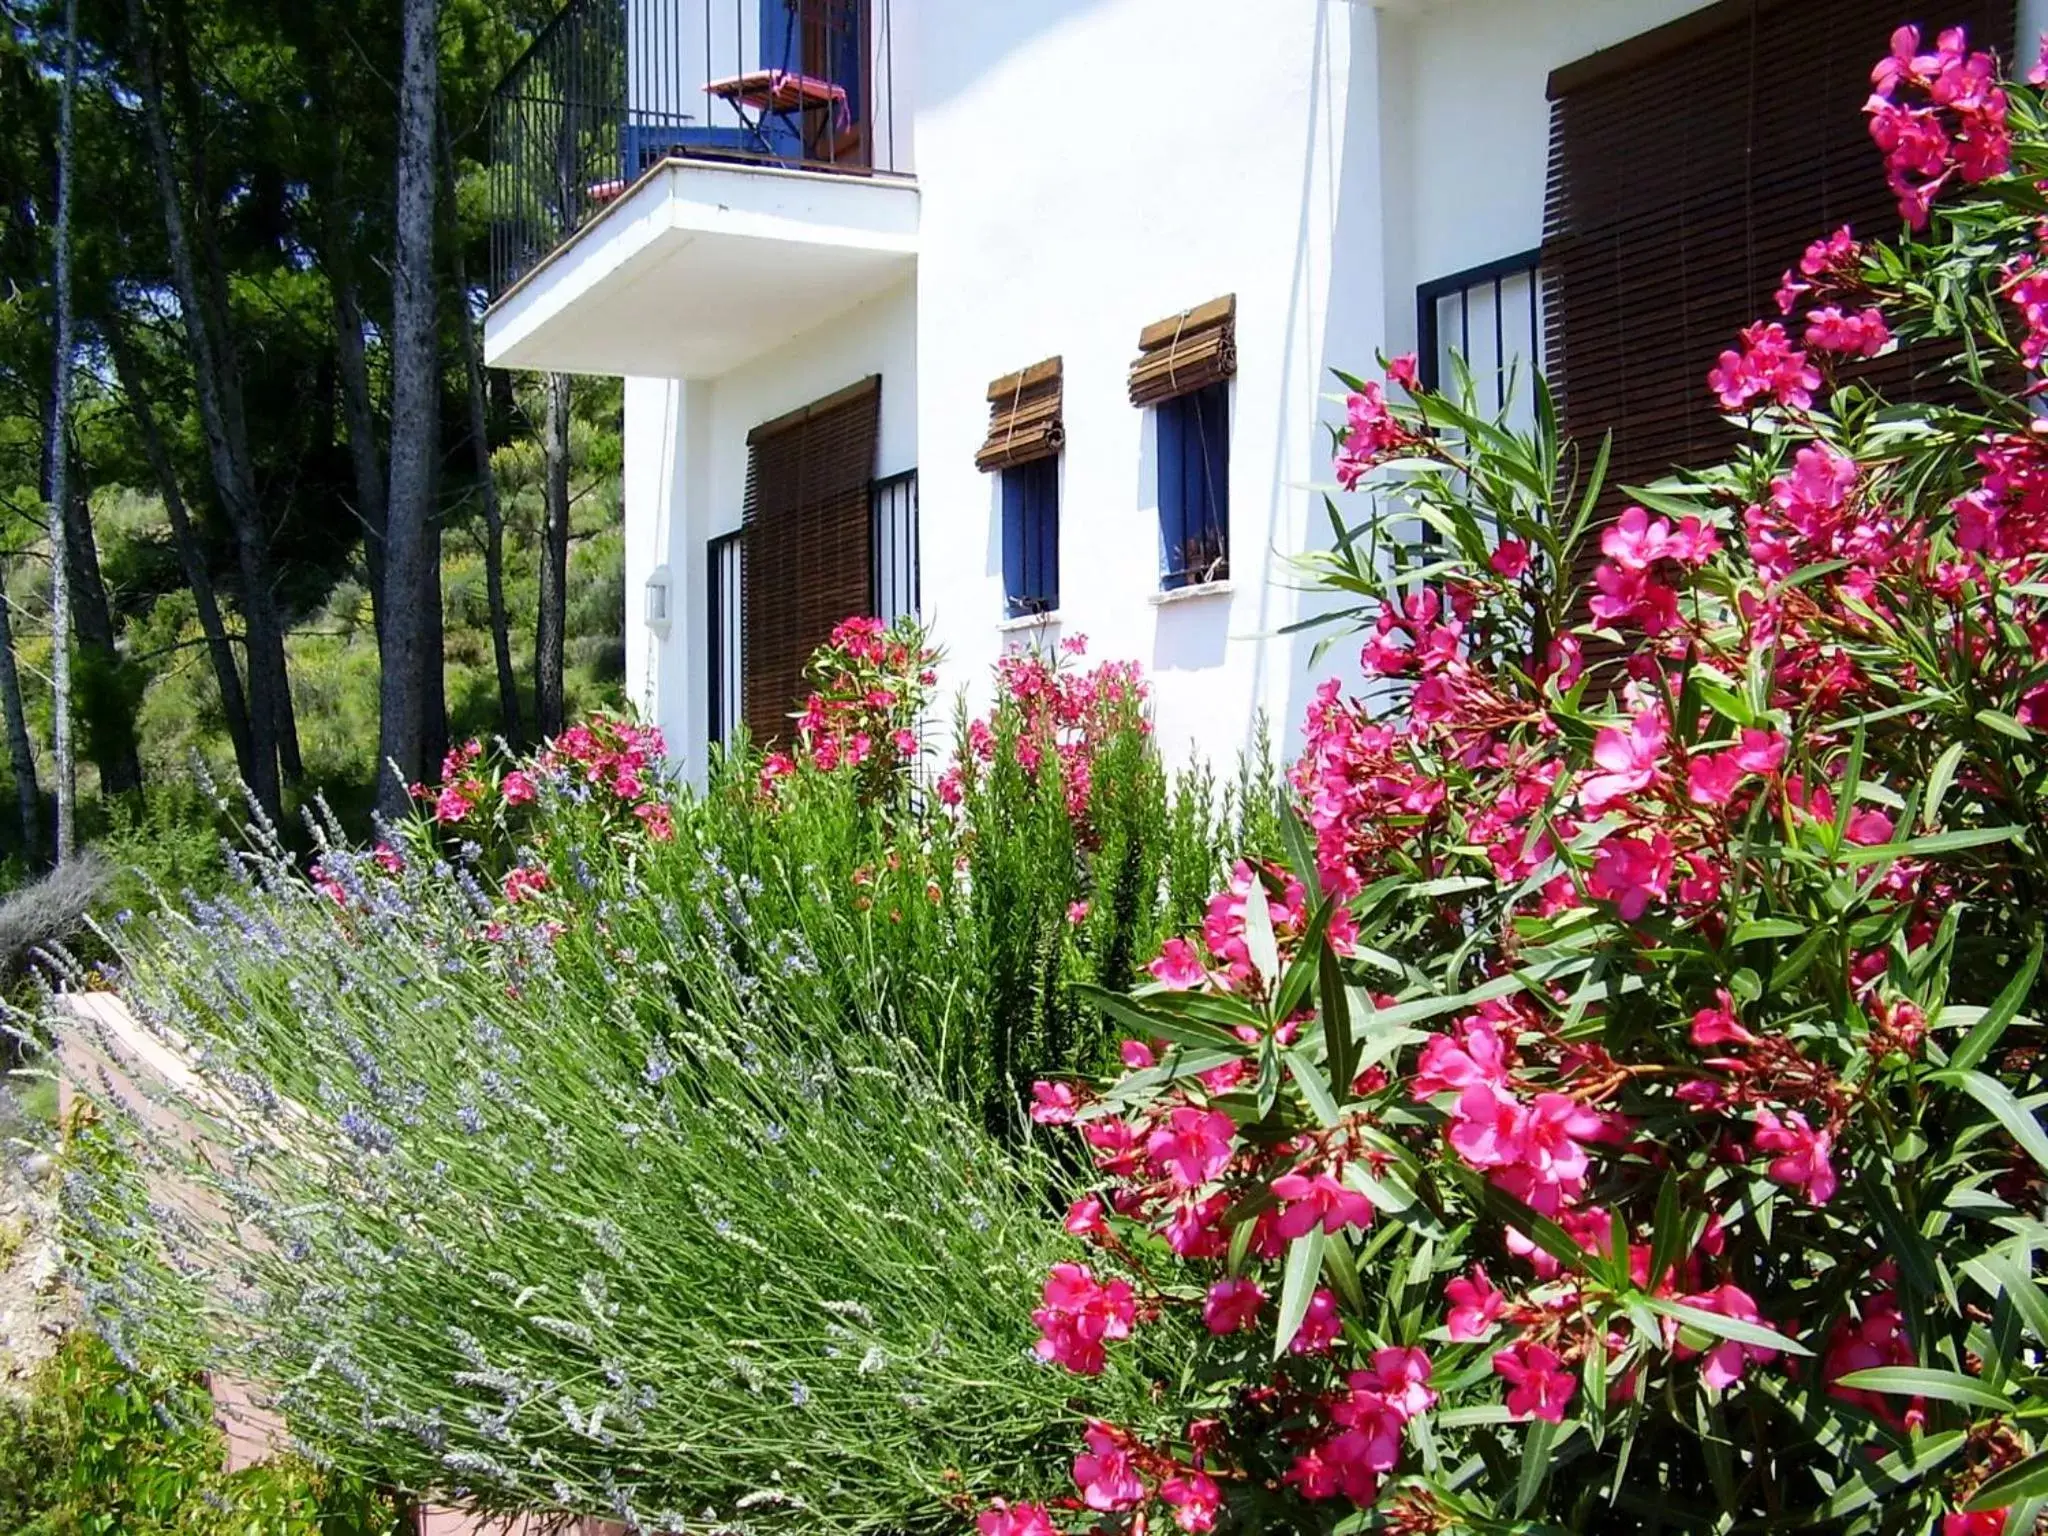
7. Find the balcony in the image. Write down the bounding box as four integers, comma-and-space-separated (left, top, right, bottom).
484, 0, 915, 378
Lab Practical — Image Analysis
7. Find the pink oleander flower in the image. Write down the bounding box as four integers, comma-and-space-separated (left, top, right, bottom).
1493, 1339, 1576, 1423
978, 1500, 1057, 1536
1029, 1081, 1081, 1125
1708, 321, 1822, 410
1752, 1107, 1839, 1205
1064, 1195, 1108, 1239
1944, 1513, 2006, 1536
1676, 1283, 1779, 1389
433, 784, 474, 824
500, 769, 536, 806
1411, 1020, 1509, 1099
1445, 1264, 1505, 1341
1490, 539, 1532, 580
1203, 1276, 1265, 1335
1804, 305, 1892, 357
1149, 937, 1207, 990
1073, 1421, 1145, 1511
1690, 990, 1757, 1048
1160, 1468, 1221, 1534
1579, 708, 1668, 811
1587, 831, 1675, 921
502, 865, 551, 905
1146, 1106, 1237, 1190
1033, 1264, 1136, 1376
1362, 1346, 1435, 1418
1290, 1288, 1343, 1354
1271, 1168, 1375, 1238
1120, 1039, 1156, 1070
373, 842, 404, 875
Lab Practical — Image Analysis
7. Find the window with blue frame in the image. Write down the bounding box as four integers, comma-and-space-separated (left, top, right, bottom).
1157, 380, 1230, 589
1002, 455, 1060, 617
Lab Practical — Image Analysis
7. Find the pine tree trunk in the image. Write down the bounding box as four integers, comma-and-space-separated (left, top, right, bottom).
124, 0, 286, 818
60, 476, 143, 796
333, 270, 388, 641
0, 588, 40, 859
107, 327, 255, 781
441, 108, 522, 745
376, 0, 441, 816
535, 372, 571, 740
46, 0, 80, 859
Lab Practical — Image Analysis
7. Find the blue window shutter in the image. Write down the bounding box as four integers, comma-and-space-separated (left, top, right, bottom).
1158, 400, 1187, 584
1001, 457, 1059, 616
1157, 384, 1229, 589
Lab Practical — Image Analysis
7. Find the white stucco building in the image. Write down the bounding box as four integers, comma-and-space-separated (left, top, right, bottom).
484, 0, 2045, 777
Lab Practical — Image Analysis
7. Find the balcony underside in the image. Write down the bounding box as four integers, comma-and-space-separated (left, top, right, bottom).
484, 158, 918, 378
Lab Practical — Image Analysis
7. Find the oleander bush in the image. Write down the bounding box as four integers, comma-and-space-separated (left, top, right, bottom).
980, 25, 2048, 1536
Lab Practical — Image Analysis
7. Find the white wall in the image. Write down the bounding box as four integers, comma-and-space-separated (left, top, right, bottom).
912, 0, 1383, 773
624, 278, 919, 778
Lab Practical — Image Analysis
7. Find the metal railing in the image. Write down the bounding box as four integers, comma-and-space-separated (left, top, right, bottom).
706, 529, 744, 747
870, 468, 919, 623
491, 0, 904, 295
1416, 249, 1546, 430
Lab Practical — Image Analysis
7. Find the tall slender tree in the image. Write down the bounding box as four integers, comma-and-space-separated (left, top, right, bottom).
377, 0, 441, 814
535, 371, 571, 740
123, 0, 289, 818
106, 323, 254, 783
442, 108, 520, 744
45, 0, 79, 860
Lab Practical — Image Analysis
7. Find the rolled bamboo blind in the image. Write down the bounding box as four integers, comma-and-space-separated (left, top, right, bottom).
975, 356, 1064, 472
1128, 294, 1236, 408
740, 375, 882, 747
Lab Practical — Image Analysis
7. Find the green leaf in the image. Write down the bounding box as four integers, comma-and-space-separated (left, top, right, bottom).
1964, 1249, 2048, 1346
1516, 1414, 1562, 1515
1949, 932, 2043, 1074
1273, 1227, 1328, 1360
1924, 739, 1969, 831
1819, 1430, 1968, 1520
1936, 1070, 2048, 1174
1285, 1048, 1342, 1129
1319, 945, 1356, 1101
1968, 1449, 2048, 1510
1645, 1169, 1686, 1295
1242, 881, 1281, 991
1977, 707, 2033, 742
1451, 1166, 1615, 1287
1840, 825, 2021, 869
1642, 1296, 1812, 1358
1832, 1366, 2010, 1410
1728, 918, 1807, 945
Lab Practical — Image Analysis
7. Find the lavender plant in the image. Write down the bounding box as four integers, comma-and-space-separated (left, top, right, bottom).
47, 707, 1207, 1532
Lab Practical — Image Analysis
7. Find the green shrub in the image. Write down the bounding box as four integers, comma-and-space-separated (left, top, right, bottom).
0, 1333, 396, 1535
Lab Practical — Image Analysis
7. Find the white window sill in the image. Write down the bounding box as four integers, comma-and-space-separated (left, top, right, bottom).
996, 609, 1063, 634
1149, 579, 1234, 608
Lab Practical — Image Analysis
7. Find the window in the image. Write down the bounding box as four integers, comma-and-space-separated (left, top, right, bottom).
1543, 0, 2013, 527
1157, 381, 1229, 590
871, 469, 920, 623
1130, 294, 1235, 591
977, 355, 1064, 618
1001, 456, 1060, 616
740, 375, 881, 747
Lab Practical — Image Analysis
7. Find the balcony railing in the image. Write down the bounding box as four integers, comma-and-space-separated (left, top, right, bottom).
490, 0, 904, 296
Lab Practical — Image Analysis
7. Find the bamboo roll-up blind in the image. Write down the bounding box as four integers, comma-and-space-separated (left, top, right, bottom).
740, 375, 882, 748
976, 356, 1064, 472
1128, 294, 1236, 408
